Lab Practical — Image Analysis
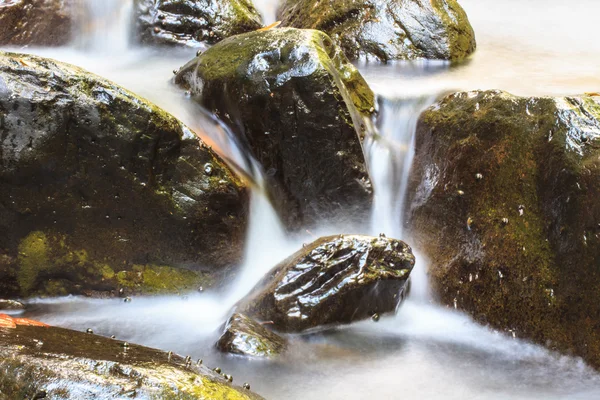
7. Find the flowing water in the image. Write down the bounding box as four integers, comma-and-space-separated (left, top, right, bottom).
5, 0, 600, 398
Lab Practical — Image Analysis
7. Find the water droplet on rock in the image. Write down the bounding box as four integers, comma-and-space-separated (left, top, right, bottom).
243, 383, 251, 390
86, 328, 93, 334
371, 313, 380, 322
213, 367, 222, 374
501, 217, 509, 225
204, 163, 213, 175
475, 173, 483, 180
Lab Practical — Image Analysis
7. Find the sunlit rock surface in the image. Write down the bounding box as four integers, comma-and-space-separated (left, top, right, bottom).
135, 0, 263, 47
408, 90, 600, 367
278, 0, 476, 62
0, 0, 72, 47
236, 235, 415, 332
216, 313, 287, 358
0, 52, 249, 298
0, 322, 264, 399
175, 28, 375, 230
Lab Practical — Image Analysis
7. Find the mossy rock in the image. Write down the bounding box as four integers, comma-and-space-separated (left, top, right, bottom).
135, 0, 263, 47
408, 90, 600, 368
0, 323, 264, 399
0, 52, 249, 298
216, 313, 287, 358
277, 0, 476, 62
175, 28, 375, 229
236, 235, 414, 332
0, 0, 72, 47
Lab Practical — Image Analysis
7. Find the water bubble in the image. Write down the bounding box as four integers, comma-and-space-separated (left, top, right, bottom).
213, 367, 222, 374
123, 297, 132, 303
204, 163, 213, 175
371, 313, 380, 322
243, 383, 251, 390
86, 328, 94, 334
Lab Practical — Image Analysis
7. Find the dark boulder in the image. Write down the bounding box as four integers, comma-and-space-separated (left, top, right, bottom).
0, 0, 72, 47
0, 300, 24, 311
0, 52, 249, 298
216, 313, 287, 358
0, 318, 264, 399
135, 0, 263, 47
277, 0, 476, 62
408, 91, 600, 367
235, 235, 415, 332
175, 28, 375, 229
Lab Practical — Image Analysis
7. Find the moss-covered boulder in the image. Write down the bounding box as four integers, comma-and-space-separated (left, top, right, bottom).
175, 28, 375, 229
235, 235, 414, 332
408, 90, 600, 368
0, 52, 249, 298
0, 0, 72, 47
135, 0, 263, 47
216, 313, 287, 358
0, 321, 264, 399
278, 0, 475, 62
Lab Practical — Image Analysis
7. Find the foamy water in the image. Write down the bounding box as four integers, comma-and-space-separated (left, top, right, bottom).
4, 0, 600, 398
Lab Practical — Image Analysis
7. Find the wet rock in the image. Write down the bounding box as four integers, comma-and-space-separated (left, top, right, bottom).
0, 52, 249, 298
216, 313, 287, 357
408, 90, 600, 368
236, 235, 415, 332
135, 0, 263, 48
0, 300, 25, 311
0, 0, 72, 47
0, 322, 264, 399
277, 0, 476, 62
175, 28, 375, 229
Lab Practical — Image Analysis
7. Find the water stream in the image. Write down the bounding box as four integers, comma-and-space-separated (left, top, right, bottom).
5, 0, 600, 398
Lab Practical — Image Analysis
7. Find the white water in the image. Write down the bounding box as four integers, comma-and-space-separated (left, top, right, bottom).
5, 0, 600, 398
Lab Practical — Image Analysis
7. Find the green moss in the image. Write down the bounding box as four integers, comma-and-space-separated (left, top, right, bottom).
17, 231, 50, 295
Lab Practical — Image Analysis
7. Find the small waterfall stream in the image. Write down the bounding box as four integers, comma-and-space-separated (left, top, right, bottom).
7, 0, 600, 398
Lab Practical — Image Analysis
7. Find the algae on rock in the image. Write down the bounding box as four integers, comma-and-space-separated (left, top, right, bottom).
0, 51, 248, 298
175, 28, 375, 229
278, 0, 476, 62
408, 90, 600, 368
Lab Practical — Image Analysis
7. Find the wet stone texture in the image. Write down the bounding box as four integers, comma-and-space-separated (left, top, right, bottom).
277, 0, 476, 63
0, 0, 72, 47
175, 28, 375, 230
135, 0, 263, 47
0, 323, 264, 399
235, 235, 415, 332
0, 52, 249, 298
216, 313, 288, 358
408, 91, 600, 368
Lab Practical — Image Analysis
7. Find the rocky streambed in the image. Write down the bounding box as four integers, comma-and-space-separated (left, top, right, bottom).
1, 0, 600, 399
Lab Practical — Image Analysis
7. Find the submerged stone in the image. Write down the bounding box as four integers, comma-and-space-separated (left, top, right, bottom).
216, 313, 287, 358
135, 0, 263, 47
175, 27, 375, 230
277, 0, 476, 62
0, 0, 72, 47
236, 235, 415, 332
0, 322, 264, 399
0, 52, 249, 298
408, 90, 600, 368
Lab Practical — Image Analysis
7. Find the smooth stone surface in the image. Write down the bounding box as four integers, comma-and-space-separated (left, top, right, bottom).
236, 235, 415, 332
408, 90, 600, 368
175, 28, 375, 230
0, 322, 264, 399
278, 0, 476, 62
135, 0, 263, 47
216, 313, 287, 358
0, 51, 249, 298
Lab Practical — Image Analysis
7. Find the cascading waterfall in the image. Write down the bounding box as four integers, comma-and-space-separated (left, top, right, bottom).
367, 94, 441, 302
72, 0, 133, 53
11, 0, 600, 398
